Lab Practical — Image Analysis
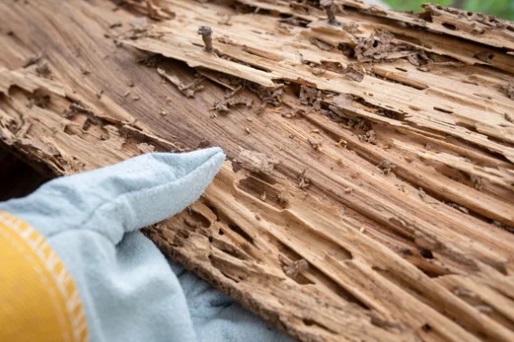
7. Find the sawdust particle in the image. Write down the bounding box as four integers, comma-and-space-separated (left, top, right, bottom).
282, 258, 309, 278
277, 193, 290, 208
378, 160, 395, 175
337, 138, 347, 147
308, 137, 322, 151
35, 60, 51, 79
358, 130, 377, 144
298, 169, 310, 189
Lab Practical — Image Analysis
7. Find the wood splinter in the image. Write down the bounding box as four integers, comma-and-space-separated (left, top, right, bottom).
198, 25, 213, 52
320, 0, 340, 26
4, 1, 514, 341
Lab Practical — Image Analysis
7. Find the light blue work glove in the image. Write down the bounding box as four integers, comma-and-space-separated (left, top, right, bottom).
0, 147, 291, 342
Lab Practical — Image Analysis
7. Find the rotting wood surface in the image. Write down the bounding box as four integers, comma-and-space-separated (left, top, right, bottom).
1, 1, 514, 341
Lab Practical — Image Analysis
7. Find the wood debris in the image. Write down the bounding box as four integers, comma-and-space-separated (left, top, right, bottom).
282, 258, 309, 278
355, 30, 410, 62
157, 67, 204, 98
298, 169, 311, 189
308, 137, 322, 151
358, 129, 377, 145
378, 160, 395, 175
213, 96, 252, 115
35, 60, 51, 79
236, 147, 278, 174
1, 1, 514, 342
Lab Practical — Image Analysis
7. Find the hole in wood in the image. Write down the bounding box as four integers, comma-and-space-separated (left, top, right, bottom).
251, 171, 278, 185
211, 237, 250, 261
442, 22, 457, 31
433, 106, 453, 114
204, 203, 221, 222
185, 211, 211, 228
238, 176, 288, 209
302, 318, 338, 334
278, 14, 310, 28
208, 254, 242, 283
419, 248, 434, 259
228, 224, 254, 244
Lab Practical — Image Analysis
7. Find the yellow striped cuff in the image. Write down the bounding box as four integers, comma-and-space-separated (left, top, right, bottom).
0, 211, 88, 342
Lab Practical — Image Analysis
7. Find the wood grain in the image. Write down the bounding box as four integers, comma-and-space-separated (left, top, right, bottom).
0, 1, 513, 341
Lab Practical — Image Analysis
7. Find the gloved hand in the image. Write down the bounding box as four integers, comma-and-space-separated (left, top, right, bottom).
0, 147, 291, 342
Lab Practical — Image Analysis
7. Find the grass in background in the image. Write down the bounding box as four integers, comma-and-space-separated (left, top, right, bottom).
383, 0, 514, 21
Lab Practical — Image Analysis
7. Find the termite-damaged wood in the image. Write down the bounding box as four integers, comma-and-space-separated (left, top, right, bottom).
1, 1, 514, 341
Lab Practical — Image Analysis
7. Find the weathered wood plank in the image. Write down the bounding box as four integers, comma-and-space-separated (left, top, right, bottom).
1, 1, 513, 341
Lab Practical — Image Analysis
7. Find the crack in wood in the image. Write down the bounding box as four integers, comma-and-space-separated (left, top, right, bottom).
1, 1, 514, 341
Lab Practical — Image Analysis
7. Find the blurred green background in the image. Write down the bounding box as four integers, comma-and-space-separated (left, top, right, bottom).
383, 0, 514, 21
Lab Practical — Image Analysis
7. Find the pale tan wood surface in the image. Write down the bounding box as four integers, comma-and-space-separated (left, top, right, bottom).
1, 1, 513, 341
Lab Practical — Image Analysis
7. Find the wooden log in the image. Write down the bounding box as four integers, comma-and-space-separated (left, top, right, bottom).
1, 1, 513, 341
